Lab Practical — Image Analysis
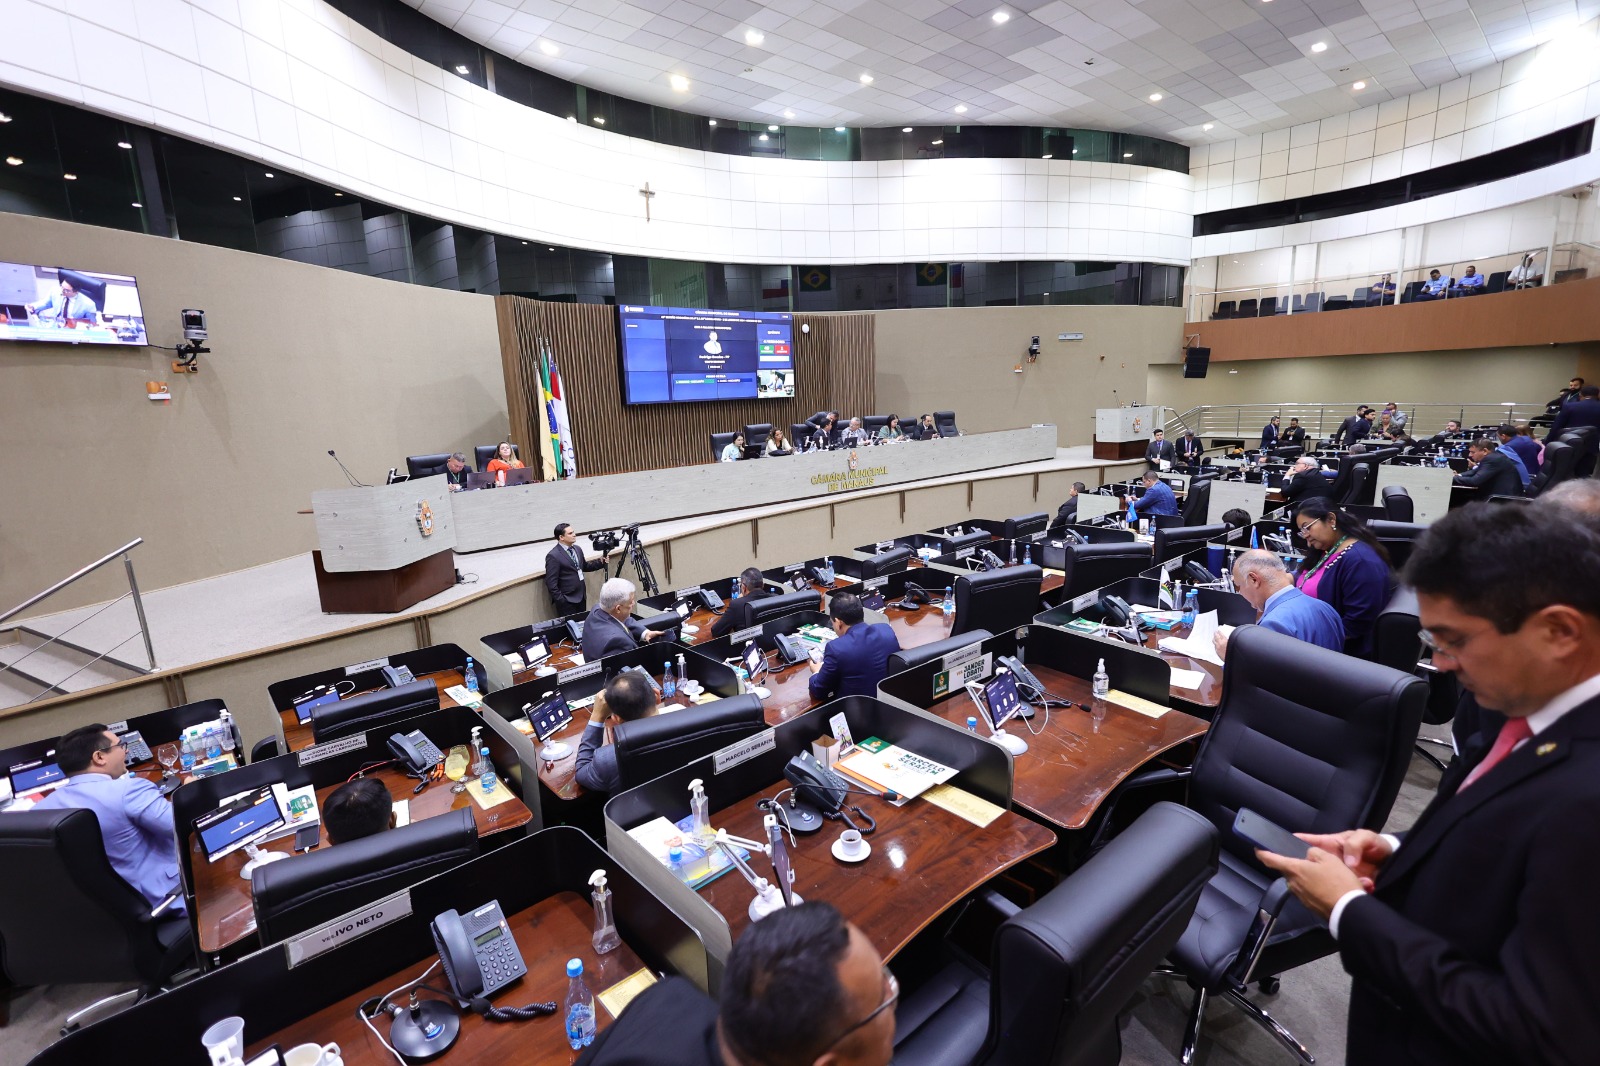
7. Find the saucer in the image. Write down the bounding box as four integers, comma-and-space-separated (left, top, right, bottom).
831, 838, 870, 863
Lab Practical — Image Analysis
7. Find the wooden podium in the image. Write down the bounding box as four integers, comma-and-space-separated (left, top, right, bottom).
310, 475, 457, 613
1093, 406, 1167, 460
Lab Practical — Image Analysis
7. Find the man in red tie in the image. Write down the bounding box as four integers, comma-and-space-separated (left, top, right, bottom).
1258, 502, 1600, 1065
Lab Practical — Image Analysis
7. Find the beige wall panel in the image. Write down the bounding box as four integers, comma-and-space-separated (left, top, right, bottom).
0, 678, 174, 748
902, 484, 971, 535
832, 494, 902, 550
755, 507, 834, 568
425, 579, 545, 681
662, 525, 756, 590
969, 474, 1040, 519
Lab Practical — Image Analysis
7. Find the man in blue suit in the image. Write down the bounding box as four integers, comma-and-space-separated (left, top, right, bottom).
582, 578, 670, 661
1215, 549, 1344, 659
1550, 383, 1600, 475
1126, 470, 1179, 519
809, 593, 901, 701
33, 724, 185, 912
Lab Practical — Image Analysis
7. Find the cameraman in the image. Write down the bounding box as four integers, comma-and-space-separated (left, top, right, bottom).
546, 523, 609, 616
583, 578, 670, 661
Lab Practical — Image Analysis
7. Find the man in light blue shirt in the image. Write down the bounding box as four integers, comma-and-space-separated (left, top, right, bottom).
1452, 265, 1485, 294
1215, 549, 1345, 659
33, 723, 184, 912
1418, 269, 1448, 300
1127, 470, 1179, 518
27, 277, 97, 325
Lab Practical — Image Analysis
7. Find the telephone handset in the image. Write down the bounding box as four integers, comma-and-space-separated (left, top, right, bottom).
998, 655, 1047, 699
774, 633, 810, 665
381, 664, 416, 687
387, 729, 444, 776
431, 900, 528, 1003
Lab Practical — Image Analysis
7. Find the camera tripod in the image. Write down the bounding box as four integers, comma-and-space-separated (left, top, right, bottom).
609, 526, 660, 596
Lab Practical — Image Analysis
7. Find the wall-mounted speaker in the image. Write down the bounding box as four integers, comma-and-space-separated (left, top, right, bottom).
1183, 346, 1211, 379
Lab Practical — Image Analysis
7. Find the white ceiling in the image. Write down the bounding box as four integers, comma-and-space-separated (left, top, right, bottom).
405, 0, 1600, 143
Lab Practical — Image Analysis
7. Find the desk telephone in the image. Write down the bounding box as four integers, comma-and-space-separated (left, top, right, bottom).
119, 730, 153, 764
387, 729, 444, 776
433, 900, 528, 1001
784, 752, 877, 833
774, 633, 811, 665
998, 655, 1046, 699
381, 664, 416, 687
700, 588, 725, 612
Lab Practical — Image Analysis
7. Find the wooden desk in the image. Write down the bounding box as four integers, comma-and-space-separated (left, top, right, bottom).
880, 602, 957, 651
245, 892, 646, 1066
1140, 624, 1225, 708
928, 665, 1206, 829
700, 779, 1055, 960
279, 670, 472, 753
192, 764, 532, 955
752, 656, 822, 726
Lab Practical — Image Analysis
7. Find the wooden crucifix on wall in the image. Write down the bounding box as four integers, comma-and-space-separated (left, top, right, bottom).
638, 182, 655, 222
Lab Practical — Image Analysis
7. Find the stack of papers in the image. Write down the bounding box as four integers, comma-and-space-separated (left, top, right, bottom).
835, 737, 957, 804
1157, 609, 1225, 666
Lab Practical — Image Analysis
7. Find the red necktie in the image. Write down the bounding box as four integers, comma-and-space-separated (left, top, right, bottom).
1458, 717, 1534, 791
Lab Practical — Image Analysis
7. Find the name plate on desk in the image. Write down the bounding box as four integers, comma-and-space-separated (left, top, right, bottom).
1070, 591, 1099, 614
863, 576, 889, 591
943, 642, 984, 672
714, 729, 776, 773
731, 625, 763, 645
345, 657, 389, 675
559, 662, 602, 685
297, 734, 368, 766
285, 890, 413, 968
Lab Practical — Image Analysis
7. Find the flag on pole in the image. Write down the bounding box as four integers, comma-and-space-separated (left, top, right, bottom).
532, 356, 558, 482
1158, 569, 1175, 610
537, 347, 564, 479
547, 351, 578, 479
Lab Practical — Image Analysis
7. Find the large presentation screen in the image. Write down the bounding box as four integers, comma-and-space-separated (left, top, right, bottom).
0, 261, 148, 346
618, 305, 794, 405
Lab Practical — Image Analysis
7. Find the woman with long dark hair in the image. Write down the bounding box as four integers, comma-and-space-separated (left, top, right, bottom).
1291, 497, 1393, 657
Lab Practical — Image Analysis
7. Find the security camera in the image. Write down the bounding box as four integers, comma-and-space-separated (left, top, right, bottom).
182, 309, 207, 342
174, 309, 210, 373
1027, 335, 1040, 362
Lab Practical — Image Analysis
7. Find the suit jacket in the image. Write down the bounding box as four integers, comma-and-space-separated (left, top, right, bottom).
1131, 479, 1179, 517
1050, 496, 1079, 534
1256, 585, 1345, 652
1281, 469, 1331, 507
1501, 433, 1541, 474
1145, 439, 1175, 466
1550, 399, 1600, 456
809, 622, 901, 701
1299, 538, 1391, 657
577, 976, 722, 1066
1176, 437, 1203, 465
1452, 449, 1522, 497
1281, 425, 1307, 445
1260, 423, 1281, 450
581, 607, 646, 661
1339, 696, 1600, 1065
545, 543, 606, 604
34, 772, 185, 911
709, 587, 775, 638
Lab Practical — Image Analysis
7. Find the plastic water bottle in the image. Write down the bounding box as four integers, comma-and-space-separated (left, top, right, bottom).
476, 746, 497, 793
564, 959, 596, 1049
966, 716, 978, 732
204, 724, 222, 761
1023, 543, 1032, 566
943, 585, 954, 615
663, 664, 677, 699
1009, 541, 1017, 565
1092, 658, 1110, 699
1183, 589, 1199, 628
464, 657, 479, 694
668, 846, 687, 882
179, 735, 196, 772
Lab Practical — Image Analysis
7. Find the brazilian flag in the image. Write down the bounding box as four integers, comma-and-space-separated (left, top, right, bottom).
799, 266, 831, 292
915, 263, 947, 286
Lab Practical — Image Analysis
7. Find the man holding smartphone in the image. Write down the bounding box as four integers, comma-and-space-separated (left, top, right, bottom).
1257, 503, 1600, 1065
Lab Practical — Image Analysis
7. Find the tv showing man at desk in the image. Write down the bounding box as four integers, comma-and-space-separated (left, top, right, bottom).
0, 261, 148, 346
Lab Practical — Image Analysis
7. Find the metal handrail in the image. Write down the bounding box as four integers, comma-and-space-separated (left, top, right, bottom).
1165, 402, 1548, 440
0, 539, 145, 626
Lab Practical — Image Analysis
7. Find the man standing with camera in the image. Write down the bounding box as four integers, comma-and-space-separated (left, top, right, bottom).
546, 523, 608, 616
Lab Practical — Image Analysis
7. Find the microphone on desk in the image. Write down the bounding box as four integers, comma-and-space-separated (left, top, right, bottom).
328, 449, 367, 487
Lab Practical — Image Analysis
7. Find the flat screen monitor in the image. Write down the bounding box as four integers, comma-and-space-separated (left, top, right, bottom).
618, 305, 795, 404
981, 673, 1026, 731
743, 640, 767, 680
0, 262, 148, 346
194, 786, 286, 862
525, 691, 572, 742
9, 759, 63, 798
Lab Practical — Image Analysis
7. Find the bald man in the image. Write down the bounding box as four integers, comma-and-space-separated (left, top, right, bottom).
1215, 549, 1345, 660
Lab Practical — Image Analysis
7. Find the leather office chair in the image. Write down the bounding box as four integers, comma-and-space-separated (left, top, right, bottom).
249, 737, 280, 763
310, 679, 440, 743
741, 423, 773, 455
1060, 542, 1154, 602
885, 629, 993, 675
1153, 523, 1227, 565
891, 802, 1219, 1066
860, 545, 913, 579
1213, 300, 1235, 319
1368, 520, 1427, 568
1269, 445, 1304, 460
1179, 479, 1211, 527
1366, 587, 1447, 772
1237, 298, 1258, 317
934, 410, 960, 437
862, 414, 890, 435
710, 431, 739, 462
1257, 295, 1278, 316
945, 530, 992, 554
790, 423, 815, 448
1148, 626, 1426, 1065
0, 809, 194, 1034
747, 588, 824, 626
1002, 512, 1048, 540
1380, 484, 1413, 521
405, 453, 454, 480
1526, 440, 1575, 495
1335, 462, 1370, 507
952, 566, 1042, 637
252, 807, 479, 946
474, 443, 518, 471
614, 694, 767, 791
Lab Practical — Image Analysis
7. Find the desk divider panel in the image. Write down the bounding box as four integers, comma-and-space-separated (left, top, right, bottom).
478, 612, 589, 692
1036, 577, 1257, 633
480, 645, 742, 725
832, 564, 966, 607
0, 697, 231, 778
693, 610, 833, 665
267, 643, 476, 715
27, 828, 709, 1065
602, 696, 1013, 991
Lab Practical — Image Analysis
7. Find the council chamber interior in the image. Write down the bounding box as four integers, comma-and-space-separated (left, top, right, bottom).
2, 1, 1600, 1065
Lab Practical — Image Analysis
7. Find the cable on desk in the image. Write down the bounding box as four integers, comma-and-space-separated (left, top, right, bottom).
357, 959, 443, 1066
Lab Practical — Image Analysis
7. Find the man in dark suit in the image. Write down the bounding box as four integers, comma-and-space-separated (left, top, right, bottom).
1334, 406, 1372, 448
1281, 417, 1307, 446
1260, 415, 1281, 451
1175, 430, 1203, 470
1144, 428, 1175, 469
1258, 504, 1600, 1065
581, 578, 669, 661
1545, 375, 1583, 413
1550, 383, 1600, 475
1452, 438, 1522, 497
710, 567, 776, 639
1413, 419, 1462, 452
809, 593, 901, 701
1049, 481, 1086, 534
545, 522, 608, 616
1280, 456, 1331, 507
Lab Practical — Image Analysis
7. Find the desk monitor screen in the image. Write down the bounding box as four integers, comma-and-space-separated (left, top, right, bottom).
617, 305, 795, 405
517, 637, 551, 667
743, 640, 767, 680
526, 692, 571, 742
502, 467, 537, 487
9, 759, 63, 798
0, 261, 148, 347
195, 786, 286, 863
981, 673, 1026, 732
294, 689, 340, 724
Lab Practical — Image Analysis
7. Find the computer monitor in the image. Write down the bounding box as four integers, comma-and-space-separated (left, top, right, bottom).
523, 691, 572, 742
9, 759, 63, 798
743, 640, 767, 680
465, 471, 498, 490
194, 786, 287, 863
859, 545, 912, 580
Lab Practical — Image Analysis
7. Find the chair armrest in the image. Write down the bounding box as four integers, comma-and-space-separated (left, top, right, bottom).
1226, 877, 1294, 990
978, 888, 1021, 922
149, 891, 182, 919
1086, 768, 1193, 853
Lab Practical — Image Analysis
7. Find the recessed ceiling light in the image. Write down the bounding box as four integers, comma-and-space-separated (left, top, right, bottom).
992, 10, 1011, 23
1352, 80, 1366, 90
768, 124, 779, 131
1310, 41, 1328, 52
859, 73, 873, 84
567, 115, 577, 122
1149, 92, 1163, 101
117, 140, 132, 148
835, 126, 847, 132
1071, 148, 1078, 153
4, 156, 20, 166
63, 173, 76, 180
264, 172, 274, 178
548, 247, 554, 251
594, 116, 605, 124
931, 139, 943, 145
744, 29, 764, 45
758, 133, 769, 141
231, 195, 241, 201
709, 119, 718, 126
334, 192, 343, 196
0, 112, 11, 123
1042, 153, 1052, 159
521, 241, 528, 245
670, 74, 690, 91
1123, 152, 1133, 158
903, 127, 914, 133
131, 202, 141, 207
954, 104, 968, 114
455, 64, 469, 74
1203, 123, 1214, 131
539, 40, 559, 56
783, 109, 795, 118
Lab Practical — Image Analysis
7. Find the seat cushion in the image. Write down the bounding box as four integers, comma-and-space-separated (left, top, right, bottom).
1169, 851, 1322, 990
892, 960, 990, 1066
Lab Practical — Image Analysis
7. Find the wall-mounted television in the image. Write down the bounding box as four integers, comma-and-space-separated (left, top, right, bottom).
0, 261, 147, 346
618, 304, 794, 404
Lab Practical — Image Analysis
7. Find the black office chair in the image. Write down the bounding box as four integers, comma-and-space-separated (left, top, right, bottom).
474, 443, 518, 471
1148, 626, 1426, 1065
885, 630, 993, 675
747, 588, 824, 626
741, 423, 773, 455
710, 431, 739, 462
249, 737, 280, 763
1335, 462, 1370, 507
860, 545, 913, 580
1526, 440, 1575, 495
892, 802, 1219, 1066
1059, 542, 1154, 602
952, 566, 1042, 637
1270, 445, 1304, 461
1001, 512, 1048, 540
934, 411, 960, 437
945, 530, 992, 554
613, 693, 767, 790
309, 679, 441, 743
1237, 298, 1258, 317
1380, 484, 1413, 521
1368, 520, 1428, 568
252, 808, 479, 946
0, 809, 195, 1035
1257, 295, 1278, 317
790, 423, 815, 448
1152, 523, 1226, 565
1366, 588, 1445, 772
405, 452, 454, 480
1179, 479, 1211, 526
862, 415, 891, 436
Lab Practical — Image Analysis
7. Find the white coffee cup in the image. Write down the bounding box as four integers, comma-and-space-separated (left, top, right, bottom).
839, 828, 865, 858
200, 1017, 245, 1061
284, 1042, 342, 1066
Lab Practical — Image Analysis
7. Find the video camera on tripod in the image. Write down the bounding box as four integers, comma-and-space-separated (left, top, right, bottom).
587, 524, 659, 596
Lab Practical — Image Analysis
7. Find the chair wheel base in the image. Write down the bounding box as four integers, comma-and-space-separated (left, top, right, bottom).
59, 1026, 75, 1038
1257, 976, 1280, 994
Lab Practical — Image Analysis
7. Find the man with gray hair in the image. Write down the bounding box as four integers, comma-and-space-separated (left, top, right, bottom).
581, 578, 668, 660
1214, 548, 1345, 660
1280, 454, 1328, 508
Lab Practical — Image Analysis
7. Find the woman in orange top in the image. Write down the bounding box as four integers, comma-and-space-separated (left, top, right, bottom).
485, 442, 524, 484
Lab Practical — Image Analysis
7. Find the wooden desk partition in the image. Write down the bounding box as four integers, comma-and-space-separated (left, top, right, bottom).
269, 643, 481, 754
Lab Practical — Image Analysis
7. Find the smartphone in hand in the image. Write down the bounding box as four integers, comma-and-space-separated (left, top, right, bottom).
1233, 808, 1310, 860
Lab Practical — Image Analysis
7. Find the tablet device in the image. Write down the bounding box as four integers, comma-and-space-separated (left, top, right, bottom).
526, 692, 573, 742
294, 689, 339, 724
194, 786, 287, 863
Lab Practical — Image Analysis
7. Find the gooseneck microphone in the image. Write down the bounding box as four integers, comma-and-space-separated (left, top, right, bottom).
328, 449, 367, 487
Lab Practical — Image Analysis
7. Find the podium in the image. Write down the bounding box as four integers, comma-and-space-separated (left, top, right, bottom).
1094, 406, 1167, 460
310, 475, 456, 613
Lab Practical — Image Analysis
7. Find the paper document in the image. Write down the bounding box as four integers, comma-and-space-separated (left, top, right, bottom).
1168, 668, 1207, 691
1157, 609, 1224, 666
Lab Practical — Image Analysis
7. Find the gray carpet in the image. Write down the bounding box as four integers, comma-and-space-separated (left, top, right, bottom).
1, 754, 1445, 1066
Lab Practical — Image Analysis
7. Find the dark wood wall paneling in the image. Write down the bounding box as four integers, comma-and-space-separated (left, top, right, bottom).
495, 297, 877, 477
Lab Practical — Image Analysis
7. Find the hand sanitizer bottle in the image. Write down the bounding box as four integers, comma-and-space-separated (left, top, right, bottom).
689, 778, 713, 843
589, 869, 621, 954
1092, 658, 1110, 699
